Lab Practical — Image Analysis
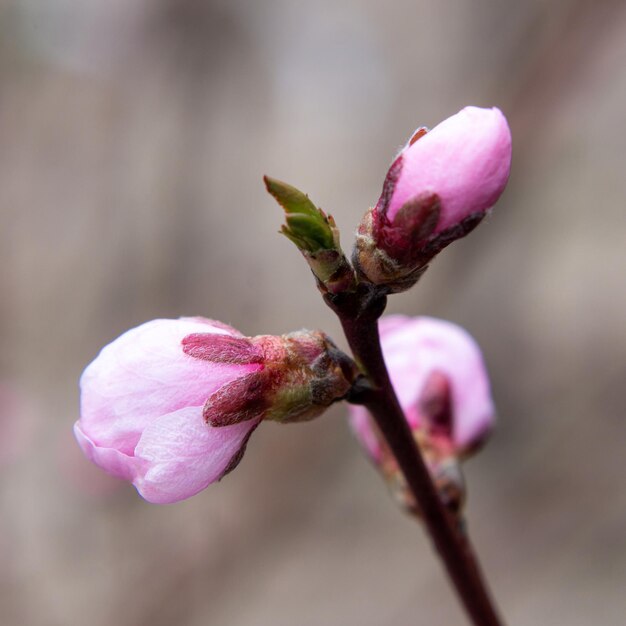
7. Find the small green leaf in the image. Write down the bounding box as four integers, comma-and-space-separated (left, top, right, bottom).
264, 176, 335, 252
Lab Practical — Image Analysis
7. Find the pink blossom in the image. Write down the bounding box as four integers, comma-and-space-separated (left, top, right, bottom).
349, 315, 495, 463
383, 106, 512, 232
354, 107, 512, 292
75, 318, 355, 504
75, 318, 262, 504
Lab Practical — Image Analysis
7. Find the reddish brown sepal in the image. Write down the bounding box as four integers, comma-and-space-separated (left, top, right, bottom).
419, 370, 453, 439
420, 210, 486, 258
374, 192, 441, 265
408, 126, 428, 146
203, 372, 270, 427
182, 333, 264, 365
219, 421, 261, 479
374, 154, 403, 215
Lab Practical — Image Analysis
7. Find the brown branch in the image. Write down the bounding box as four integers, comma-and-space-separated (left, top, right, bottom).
330, 288, 504, 626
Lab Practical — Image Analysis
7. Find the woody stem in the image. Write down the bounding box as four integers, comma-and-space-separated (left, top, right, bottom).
328, 288, 504, 626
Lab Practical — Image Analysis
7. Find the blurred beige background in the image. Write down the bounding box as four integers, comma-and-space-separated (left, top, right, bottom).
1, 1, 625, 624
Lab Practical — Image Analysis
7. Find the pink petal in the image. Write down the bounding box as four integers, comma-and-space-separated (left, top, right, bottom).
379, 315, 495, 449
133, 406, 260, 504
387, 107, 512, 232
73, 421, 143, 482
80, 318, 262, 454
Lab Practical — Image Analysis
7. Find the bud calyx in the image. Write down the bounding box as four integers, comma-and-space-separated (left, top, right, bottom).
184, 329, 358, 427
353, 107, 512, 293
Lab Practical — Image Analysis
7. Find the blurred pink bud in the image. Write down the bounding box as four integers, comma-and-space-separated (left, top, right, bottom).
354, 106, 512, 292
348, 315, 495, 514
75, 318, 355, 504
350, 314, 495, 457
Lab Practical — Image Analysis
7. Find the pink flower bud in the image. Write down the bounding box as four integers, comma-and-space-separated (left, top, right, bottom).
386, 106, 512, 232
348, 315, 495, 514
354, 106, 512, 292
75, 318, 355, 504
